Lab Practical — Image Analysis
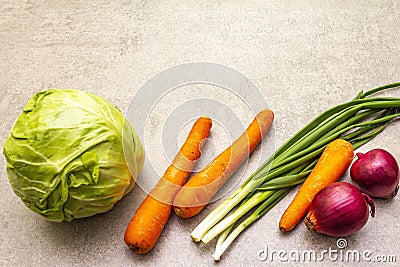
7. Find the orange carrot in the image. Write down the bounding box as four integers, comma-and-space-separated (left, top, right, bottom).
173, 109, 274, 219
279, 139, 354, 232
124, 116, 212, 254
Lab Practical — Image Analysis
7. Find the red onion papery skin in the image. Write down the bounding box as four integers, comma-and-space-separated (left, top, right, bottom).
305, 182, 375, 237
350, 149, 399, 199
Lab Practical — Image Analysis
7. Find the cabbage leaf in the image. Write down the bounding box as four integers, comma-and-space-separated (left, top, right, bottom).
3, 89, 144, 222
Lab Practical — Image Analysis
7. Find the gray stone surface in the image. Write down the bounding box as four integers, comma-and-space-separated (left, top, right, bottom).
0, 1, 399, 266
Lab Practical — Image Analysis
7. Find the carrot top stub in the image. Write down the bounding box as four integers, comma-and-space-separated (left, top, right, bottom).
279, 139, 354, 232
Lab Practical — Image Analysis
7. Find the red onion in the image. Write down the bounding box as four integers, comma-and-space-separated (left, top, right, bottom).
350, 149, 399, 199
305, 182, 375, 237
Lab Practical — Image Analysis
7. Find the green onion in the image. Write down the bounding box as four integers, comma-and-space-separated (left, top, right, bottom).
190, 83, 400, 260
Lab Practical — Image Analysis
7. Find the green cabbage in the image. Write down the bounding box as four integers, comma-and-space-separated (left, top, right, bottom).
3, 89, 144, 222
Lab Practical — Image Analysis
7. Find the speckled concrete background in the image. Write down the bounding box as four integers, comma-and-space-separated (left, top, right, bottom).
1, 1, 399, 266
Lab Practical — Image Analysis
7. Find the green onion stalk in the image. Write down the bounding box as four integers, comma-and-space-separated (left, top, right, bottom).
190, 83, 400, 260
